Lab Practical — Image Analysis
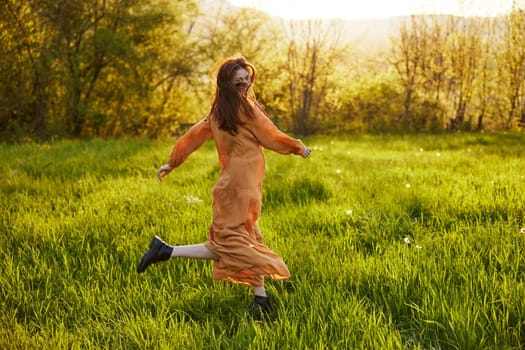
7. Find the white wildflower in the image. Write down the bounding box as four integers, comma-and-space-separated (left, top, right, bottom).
345, 209, 353, 215
436, 152, 441, 157
405, 183, 411, 188
336, 169, 341, 174
521, 228, 525, 234
403, 237, 411, 244
416, 245, 422, 249
419, 148, 424, 152
185, 195, 203, 204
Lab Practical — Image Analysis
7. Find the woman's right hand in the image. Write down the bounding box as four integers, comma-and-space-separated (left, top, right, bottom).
157, 164, 173, 181
302, 146, 312, 158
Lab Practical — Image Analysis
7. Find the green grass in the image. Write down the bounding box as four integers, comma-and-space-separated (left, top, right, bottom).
1, 133, 524, 349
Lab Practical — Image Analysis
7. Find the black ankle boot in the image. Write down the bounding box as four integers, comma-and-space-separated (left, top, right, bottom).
248, 295, 272, 318
137, 236, 173, 273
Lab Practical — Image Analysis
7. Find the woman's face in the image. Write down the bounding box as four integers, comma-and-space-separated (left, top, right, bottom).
231, 67, 251, 95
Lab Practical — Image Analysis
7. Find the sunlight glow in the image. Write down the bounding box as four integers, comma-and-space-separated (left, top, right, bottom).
227, 0, 524, 20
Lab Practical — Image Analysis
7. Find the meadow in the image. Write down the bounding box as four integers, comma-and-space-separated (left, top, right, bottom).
1, 133, 524, 349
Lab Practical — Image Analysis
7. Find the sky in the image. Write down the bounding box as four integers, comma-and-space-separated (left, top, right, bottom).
227, 0, 525, 20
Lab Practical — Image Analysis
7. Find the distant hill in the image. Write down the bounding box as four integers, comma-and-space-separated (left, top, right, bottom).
197, 1, 503, 56
196, 0, 402, 53
339, 17, 405, 53
198, 1, 399, 42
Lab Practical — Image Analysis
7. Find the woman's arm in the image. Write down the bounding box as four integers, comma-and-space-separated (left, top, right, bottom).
247, 109, 310, 157
158, 118, 212, 181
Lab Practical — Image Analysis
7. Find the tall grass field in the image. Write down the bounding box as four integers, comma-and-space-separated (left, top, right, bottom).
1, 133, 525, 349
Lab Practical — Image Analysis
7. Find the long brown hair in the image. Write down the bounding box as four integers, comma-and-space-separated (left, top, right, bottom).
209, 57, 256, 135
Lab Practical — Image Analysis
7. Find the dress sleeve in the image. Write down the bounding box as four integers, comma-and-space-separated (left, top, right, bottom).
168, 118, 212, 168
247, 109, 305, 155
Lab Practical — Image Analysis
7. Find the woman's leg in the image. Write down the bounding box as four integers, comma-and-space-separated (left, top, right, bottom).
137, 236, 218, 273
253, 284, 266, 297
171, 244, 219, 260
249, 280, 272, 316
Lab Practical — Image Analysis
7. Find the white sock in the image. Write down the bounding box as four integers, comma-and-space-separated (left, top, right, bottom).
171, 244, 219, 260
253, 285, 266, 297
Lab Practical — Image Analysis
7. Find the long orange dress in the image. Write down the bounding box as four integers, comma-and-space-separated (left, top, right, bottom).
167, 102, 306, 287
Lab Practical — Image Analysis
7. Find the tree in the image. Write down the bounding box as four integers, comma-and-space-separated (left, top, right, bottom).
0, 0, 200, 139
196, 1, 279, 63
473, 17, 497, 131
0, 0, 54, 139
283, 19, 344, 135
390, 15, 501, 131
499, 7, 525, 128
390, 15, 427, 130
446, 17, 482, 131
37, 0, 198, 137
419, 15, 451, 112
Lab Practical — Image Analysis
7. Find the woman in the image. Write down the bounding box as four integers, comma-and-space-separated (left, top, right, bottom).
137, 56, 311, 316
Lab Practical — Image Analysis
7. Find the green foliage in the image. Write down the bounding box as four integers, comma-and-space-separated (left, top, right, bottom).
341, 74, 402, 132
322, 72, 444, 134
1, 1, 525, 140
389, 14, 525, 132
0, 0, 200, 141
498, 8, 525, 128
1, 134, 525, 348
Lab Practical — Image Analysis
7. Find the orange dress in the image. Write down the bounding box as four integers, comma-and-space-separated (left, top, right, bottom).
167, 102, 306, 287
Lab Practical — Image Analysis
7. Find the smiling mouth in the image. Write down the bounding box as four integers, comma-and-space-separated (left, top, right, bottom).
235, 83, 249, 93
